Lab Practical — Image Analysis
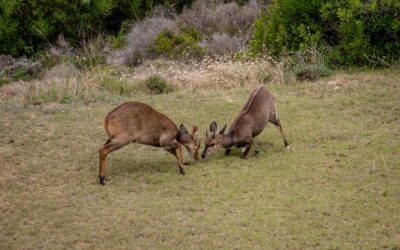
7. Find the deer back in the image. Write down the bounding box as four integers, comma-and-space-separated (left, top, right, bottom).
228, 86, 275, 138
104, 102, 178, 146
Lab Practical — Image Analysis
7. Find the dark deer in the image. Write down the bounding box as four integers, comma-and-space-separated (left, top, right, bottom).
201, 86, 289, 159
99, 102, 200, 185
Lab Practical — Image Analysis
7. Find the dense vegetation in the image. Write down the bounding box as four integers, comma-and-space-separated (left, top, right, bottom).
251, 0, 400, 66
0, 0, 194, 56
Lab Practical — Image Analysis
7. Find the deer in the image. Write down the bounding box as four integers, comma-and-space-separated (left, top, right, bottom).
201, 86, 289, 160
99, 101, 201, 185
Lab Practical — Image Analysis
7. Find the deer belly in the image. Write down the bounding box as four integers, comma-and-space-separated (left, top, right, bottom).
251, 121, 268, 137
136, 135, 161, 147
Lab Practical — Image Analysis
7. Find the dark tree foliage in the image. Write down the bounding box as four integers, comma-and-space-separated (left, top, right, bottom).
0, 0, 194, 56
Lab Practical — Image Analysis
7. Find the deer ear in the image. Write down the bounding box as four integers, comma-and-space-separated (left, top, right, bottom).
205, 128, 209, 138
192, 125, 198, 137
219, 124, 227, 135
179, 124, 189, 134
210, 121, 217, 132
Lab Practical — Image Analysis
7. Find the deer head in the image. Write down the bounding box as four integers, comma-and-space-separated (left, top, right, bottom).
201, 121, 227, 159
178, 124, 201, 161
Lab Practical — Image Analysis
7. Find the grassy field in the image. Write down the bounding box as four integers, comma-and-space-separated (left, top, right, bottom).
1, 68, 399, 249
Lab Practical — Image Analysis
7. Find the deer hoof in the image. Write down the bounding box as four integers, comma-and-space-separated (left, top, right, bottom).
99, 176, 106, 185
284, 140, 289, 148
179, 167, 186, 175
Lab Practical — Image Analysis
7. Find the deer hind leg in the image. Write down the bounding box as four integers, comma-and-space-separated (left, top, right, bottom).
99, 135, 131, 185
270, 115, 289, 148
224, 148, 231, 156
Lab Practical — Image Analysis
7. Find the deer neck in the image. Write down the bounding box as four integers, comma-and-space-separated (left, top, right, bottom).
221, 134, 234, 148
177, 131, 189, 144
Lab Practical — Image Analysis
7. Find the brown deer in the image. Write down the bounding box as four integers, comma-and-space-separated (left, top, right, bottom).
99, 101, 201, 185
201, 86, 289, 159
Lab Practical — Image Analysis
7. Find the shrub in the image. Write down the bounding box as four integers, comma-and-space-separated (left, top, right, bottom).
127, 16, 179, 55
179, 0, 261, 58
149, 27, 206, 60
294, 64, 331, 81
0, 78, 10, 87
145, 75, 173, 94
124, 15, 179, 65
0, 57, 41, 81
106, 20, 131, 49
74, 38, 107, 70
107, 33, 127, 50
205, 32, 245, 56
180, 0, 261, 37
117, 0, 263, 63
251, 0, 400, 66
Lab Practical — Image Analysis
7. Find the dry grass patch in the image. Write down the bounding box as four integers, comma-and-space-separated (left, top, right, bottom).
0, 57, 289, 104
131, 57, 288, 89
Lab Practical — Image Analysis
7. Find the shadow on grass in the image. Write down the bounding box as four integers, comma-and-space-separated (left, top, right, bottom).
109, 157, 178, 176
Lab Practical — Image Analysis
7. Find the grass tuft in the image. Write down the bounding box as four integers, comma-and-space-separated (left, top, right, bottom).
294, 64, 332, 81
145, 75, 173, 94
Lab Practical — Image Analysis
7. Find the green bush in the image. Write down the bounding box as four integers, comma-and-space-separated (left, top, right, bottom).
250, 0, 400, 66
145, 75, 173, 94
74, 40, 107, 70
107, 31, 127, 50
1, 0, 114, 56
149, 27, 206, 60
0, 58, 40, 81
106, 20, 130, 49
0, 0, 195, 57
0, 77, 10, 86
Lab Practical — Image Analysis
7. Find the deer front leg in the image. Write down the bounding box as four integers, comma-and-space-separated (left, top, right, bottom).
240, 137, 253, 159
224, 148, 231, 156
175, 146, 185, 175
165, 146, 186, 175
161, 135, 186, 174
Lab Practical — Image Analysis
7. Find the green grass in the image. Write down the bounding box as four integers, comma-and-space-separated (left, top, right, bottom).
1, 69, 399, 249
